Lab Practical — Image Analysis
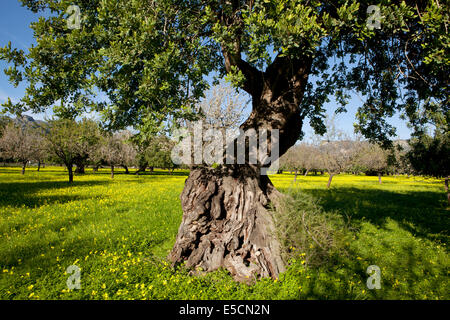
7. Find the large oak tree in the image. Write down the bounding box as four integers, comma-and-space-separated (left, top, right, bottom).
1, 0, 448, 280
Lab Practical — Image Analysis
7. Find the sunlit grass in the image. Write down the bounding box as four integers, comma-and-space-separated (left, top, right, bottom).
0, 166, 448, 299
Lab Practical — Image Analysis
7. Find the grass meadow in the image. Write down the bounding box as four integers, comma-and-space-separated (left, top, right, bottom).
0, 166, 448, 300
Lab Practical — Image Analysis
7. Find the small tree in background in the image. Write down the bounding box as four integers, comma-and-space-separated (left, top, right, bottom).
0, 123, 43, 174
97, 131, 137, 178
46, 118, 101, 183
356, 142, 389, 184
319, 140, 354, 188
145, 136, 177, 174
280, 143, 319, 181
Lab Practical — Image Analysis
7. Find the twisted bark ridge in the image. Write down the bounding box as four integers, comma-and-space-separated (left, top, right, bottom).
168, 166, 285, 281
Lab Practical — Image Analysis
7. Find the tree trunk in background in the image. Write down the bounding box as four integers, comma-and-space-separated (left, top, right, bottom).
327, 174, 334, 189
135, 164, 147, 175
294, 169, 298, 182
111, 165, 115, 179
304, 168, 310, 176
21, 161, 27, 175
37, 161, 41, 172
75, 163, 85, 174
149, 167, 154, 172
122, 165, 129, 174
68, 164, 74, 183
378, 172, 382, 184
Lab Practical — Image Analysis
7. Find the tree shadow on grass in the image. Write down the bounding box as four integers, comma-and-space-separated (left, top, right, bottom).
0, 180, 109, 209
302, 187, 449, 245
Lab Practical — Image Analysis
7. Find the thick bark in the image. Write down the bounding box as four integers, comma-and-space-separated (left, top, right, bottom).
122, 165, 129, 174
169, 166, 285, 282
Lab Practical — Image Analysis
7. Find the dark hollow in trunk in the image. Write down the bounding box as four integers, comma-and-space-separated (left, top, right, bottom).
168, 166, 285, 282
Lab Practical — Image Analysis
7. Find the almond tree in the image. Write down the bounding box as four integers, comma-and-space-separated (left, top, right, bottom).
2, 0, 447, 280
356, 142, 389, 184
46, 118, 101, 183
97, 131, 137, 178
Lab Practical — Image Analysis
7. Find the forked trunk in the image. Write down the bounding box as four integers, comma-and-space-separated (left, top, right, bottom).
169, 166, 285, 282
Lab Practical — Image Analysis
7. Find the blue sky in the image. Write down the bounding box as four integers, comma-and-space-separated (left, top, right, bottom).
0, 0, 413, 140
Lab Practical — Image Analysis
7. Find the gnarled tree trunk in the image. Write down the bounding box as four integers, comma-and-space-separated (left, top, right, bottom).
169, 166, 285, 282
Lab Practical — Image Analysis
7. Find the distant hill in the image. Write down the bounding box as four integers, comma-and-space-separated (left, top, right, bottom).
12, 115, 48, 129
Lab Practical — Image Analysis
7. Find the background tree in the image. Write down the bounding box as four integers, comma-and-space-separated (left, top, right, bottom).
145, 135, 177, 174
45, 118, 101, 183
355, 142, 389, 184
1, 0, 447, 280
318, 140, 354, 188
0, 123, 43, 174
116, 131, 138, 174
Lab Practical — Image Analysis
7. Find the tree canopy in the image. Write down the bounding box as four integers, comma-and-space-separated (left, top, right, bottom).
1, 0, 448, 144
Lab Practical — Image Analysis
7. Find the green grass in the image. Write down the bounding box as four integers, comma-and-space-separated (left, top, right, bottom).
0, 166, 448, 300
